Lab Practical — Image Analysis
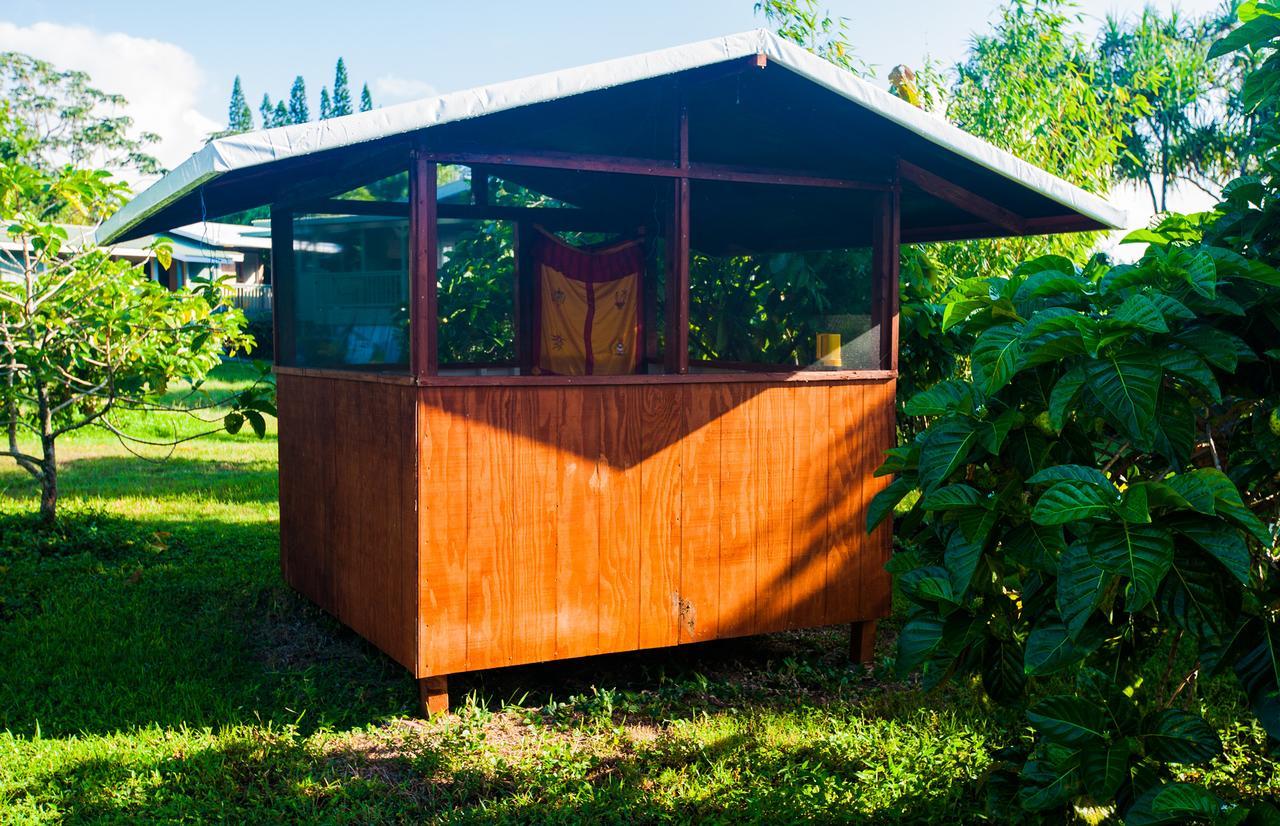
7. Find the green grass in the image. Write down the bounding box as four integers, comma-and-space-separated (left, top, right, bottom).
0, 361, 1275, 823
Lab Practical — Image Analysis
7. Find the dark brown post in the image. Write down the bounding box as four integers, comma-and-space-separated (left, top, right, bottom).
664, 93, 690, 375
410, 151, 439, 379
270, 206, 295, 366
872, 173, 901, 372
472, 165, 489, 206
418, 675, 449, 716
514, 220, 536, 374
850, 621, 877, 664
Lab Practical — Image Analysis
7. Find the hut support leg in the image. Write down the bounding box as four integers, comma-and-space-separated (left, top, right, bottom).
418, 675, 449, 717
850, 621, 877, 665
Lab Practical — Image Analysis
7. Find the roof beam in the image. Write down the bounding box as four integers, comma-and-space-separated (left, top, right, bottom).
418, 148, 893, 191
898, 159, 1026, 235
902, 214, 1104, 244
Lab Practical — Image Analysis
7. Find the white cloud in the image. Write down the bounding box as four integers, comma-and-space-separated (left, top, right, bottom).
1102, 178, 1221, 262
0, 21, 219, 185
372, 73, 437, 104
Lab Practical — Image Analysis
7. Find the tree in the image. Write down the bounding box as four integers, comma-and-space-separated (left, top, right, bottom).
0, 51, 162, 180
287, 76, 309, 124
273, 100, 288, 128
259, 93, 275, 127
0, 109, 268, 522
1096, 7, 1236, 212
360, 83, 374, 112
319, 86, 333, 120
332, 58, 353, 117
753, 0, 872, 76
877, 5, 1280, 818
227, 75, 253, 133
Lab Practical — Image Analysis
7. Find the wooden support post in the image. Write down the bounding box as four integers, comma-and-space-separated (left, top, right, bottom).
663, 92, 690, 375
514, 220, 536, 374
270, 207, 295, 366
472, 165, 489, 206
411, 151, 439, 380
850, 621, 877, 664
418, 675, 449, 716
872, 177, 901, 372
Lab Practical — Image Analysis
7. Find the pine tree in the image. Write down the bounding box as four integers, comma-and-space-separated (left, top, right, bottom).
287, 75, 309, 124
259, 93, 275, 127
319, 86, 332, 120
273, 100, 288, 127
228, 76, 253, 132
360, 83, 373, 112
332, 58, 353, 116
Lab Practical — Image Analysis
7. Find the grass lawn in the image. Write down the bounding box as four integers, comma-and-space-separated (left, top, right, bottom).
0, 362, 1275, 824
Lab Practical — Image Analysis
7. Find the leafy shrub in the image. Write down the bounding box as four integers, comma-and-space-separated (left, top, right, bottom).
874, 3, 1280, 820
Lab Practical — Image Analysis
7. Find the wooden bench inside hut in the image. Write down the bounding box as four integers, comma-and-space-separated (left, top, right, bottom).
98, 30, 1125, 715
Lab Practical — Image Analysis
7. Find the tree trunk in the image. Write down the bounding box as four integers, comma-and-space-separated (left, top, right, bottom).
39, 438, 57, 524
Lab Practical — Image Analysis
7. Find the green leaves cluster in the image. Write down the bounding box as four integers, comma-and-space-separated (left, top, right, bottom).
876, 10, 1280, 810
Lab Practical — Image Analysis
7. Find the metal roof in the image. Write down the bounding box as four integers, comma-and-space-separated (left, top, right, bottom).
98, 29, 1125, 247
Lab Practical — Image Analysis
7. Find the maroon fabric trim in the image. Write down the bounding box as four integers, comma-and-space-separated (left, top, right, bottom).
531, 227, 644, 284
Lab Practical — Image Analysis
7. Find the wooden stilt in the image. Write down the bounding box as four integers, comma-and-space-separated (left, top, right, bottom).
850, 621, 877, 665
418, 675, 449, 716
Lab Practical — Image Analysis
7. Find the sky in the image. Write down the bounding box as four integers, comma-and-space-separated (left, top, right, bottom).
0, 0, 1232, 236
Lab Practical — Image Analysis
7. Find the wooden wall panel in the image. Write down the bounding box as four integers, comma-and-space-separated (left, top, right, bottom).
861, 379, 897, 620
409, 377, 897, 677
278, 374, 417, 671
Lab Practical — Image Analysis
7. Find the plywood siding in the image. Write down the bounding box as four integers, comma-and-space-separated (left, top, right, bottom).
416, 378, 895, 677
278, 374, 418, 670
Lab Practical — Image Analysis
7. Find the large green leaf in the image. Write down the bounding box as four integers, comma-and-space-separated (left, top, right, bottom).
1158, 549, 1228, 639
896, 613, 946, 675
1083, 351, 1161, 448
899, 566, 957, 607
1112, 294, 1169, 333
1031, 481, 1116, 525
866, 476, 914, 533
1233, 621, 1280, 741
1057, 542, 1108, 638
1141, 710, 1222, 765
1005, 523, 1066, 573
945, 530, 984, 595
981, 635, 1026, 705
1027, 464, 1114, 489
1087, 523, 1174, 611
1028, 695, 1108, 746
1048, 365, 1087, 431
1160, 349, 1221, 402
1189, 468, 1273, 544
903, 379, 976, 417
917, 417, 979, 492
1174, 326, 1241, 371
1125, 783, 1223, 826
1081, 741, 1130, 802
1151, 389, 1197, 468
920, 484, 985, 511
1169, 516, 1252, 584
1014, 268, 1091, 302
1025, 618, 1098, 675
971, 324, 1024, 395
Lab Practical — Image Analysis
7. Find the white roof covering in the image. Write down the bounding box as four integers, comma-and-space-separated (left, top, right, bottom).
99, 29, 1125, 244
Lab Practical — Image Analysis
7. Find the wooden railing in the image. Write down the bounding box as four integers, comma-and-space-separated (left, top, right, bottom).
226, 283, 273, 319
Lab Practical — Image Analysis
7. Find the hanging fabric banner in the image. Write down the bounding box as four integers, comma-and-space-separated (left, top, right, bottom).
532, 229, 644, 376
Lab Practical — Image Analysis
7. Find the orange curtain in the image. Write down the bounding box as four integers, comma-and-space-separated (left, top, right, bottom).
533, 229, 644, 376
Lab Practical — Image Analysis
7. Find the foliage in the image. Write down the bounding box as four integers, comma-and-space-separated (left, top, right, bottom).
874, 4, 1280, 819
332, 57, 353, 118
360, 82, 374, 112
0, 107, 265, 521
287, 75, 309, 124
209, 76, 254, 141
318, 86, 332, 120
753, 0, 872, 76
1096, 7, 1241, 212
0, 51, 162, 204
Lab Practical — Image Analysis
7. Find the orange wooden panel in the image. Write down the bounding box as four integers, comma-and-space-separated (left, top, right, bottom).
637, 385, 682, 649
465, 388, 518, 669
278, 374, 331, 614
598, 386, 644, 652
753, 385, 796, 634
419, 388, 471, 676
679, 383, 727, 642
555, 388, 601, 659
861, 379, 897, 620
789, 384, 830, 628
825, 382, 866, 624
509, 388, 561, 665
717, 383, 758, 638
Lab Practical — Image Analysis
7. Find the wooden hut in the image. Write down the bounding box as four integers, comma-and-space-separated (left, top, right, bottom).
100, 30, 1125, 714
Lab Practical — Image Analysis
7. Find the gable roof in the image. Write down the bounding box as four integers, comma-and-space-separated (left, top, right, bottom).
98, 28, 1124, 247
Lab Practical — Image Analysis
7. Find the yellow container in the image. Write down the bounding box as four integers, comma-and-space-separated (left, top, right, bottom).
816, 333, 842, 368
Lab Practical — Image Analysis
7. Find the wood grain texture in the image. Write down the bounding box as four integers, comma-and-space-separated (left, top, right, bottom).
278, 374, 417, 670
278, 377, 895, 678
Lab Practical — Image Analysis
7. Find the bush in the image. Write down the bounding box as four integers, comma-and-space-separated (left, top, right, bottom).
875, 3, 1280, 820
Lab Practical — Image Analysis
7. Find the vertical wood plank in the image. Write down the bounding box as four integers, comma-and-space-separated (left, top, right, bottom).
638, 385, 683, 649
509, 387, 560, 665
269, 208, 295, 366
717, 383, 757, 638
556, 388, 601, 659
598, 386, 643, 652
419, 387, 471, 676
679, 383, 724, 642
824, 383, 866, 624
860, 379, 897, 620
790, 384, 830, 628
753, 385, 795, 634
465, 387, 517, 669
